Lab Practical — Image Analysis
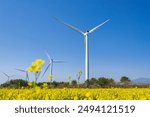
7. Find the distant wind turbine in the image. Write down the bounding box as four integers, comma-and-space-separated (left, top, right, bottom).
41, 51, 64, 79
15, 69, 29, 81
2, 72, 15, 82
54, 17, 110, 81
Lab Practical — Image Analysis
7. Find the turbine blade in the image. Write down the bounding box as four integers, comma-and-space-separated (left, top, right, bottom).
89, 19, 110, 33
41, 63, 51, 79
53, 60, 65, 63
53, 17, 84, 35
2, 72, 9, 77
45, 50, 52, 62
15, 68, 26, 72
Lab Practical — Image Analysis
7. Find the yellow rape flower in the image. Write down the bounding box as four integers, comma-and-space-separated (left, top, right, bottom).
35, 59, 45, 65
35, 66, 42, 71
27, 59, 45, 73
48, 74, 53, 81
32, 62, 38, 68
27, 59, 45, 83
27, 67, 33, 72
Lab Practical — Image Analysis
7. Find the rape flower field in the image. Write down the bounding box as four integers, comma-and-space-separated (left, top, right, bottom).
0, 88, 150, 100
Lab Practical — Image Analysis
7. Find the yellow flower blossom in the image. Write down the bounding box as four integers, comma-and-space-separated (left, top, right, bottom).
35, 59, 45, 65
0, 88, 150, 100
27, 67, 33, 72
27, 59, 45, 74
48, 74, 53, 81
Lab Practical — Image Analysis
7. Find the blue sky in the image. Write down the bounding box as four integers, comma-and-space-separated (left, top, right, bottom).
0, 0, 150, 83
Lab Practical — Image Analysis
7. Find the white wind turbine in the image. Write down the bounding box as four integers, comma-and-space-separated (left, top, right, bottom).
54, 17, 110, 81
15, 69, 29, 81
2, 72, 15, 82
41, 51, 64, 79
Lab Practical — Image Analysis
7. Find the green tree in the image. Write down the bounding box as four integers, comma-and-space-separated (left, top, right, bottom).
120, 76, 131, 84
89, 78, 98, 85
71, 80, 77, 86
98, 77, 115, 87
52, 81, 59, 87
0, 79, 28, 88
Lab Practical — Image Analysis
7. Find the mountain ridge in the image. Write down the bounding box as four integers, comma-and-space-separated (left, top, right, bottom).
132, 78, 150, 84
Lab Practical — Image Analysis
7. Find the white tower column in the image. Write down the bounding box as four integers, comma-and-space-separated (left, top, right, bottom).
85, 34, 89, 81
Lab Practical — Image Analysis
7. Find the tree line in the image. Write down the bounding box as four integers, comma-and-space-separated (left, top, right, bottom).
0, 76, 149, 88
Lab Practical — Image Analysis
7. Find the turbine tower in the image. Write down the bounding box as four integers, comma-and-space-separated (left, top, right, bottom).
15, 68, 29, 81
54, 17, 109, 81
41, 51, 64, 79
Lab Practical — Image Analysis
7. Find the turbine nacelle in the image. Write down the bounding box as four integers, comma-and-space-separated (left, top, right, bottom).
41, 51, 64, 79
1, 72, 15, 81
84, 31, 89, 36
49, 59, 53, 64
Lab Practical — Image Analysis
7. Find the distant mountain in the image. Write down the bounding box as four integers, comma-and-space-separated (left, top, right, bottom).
132, 78, 150, 84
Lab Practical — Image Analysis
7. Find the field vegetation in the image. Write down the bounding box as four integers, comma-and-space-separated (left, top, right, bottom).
1, 59, 150, 100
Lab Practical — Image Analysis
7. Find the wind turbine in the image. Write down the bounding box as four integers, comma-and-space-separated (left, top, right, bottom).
2, 72, 15, 82
54, 17, 110, 81
41, 51, 64, 80
15, 69, 29, 81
